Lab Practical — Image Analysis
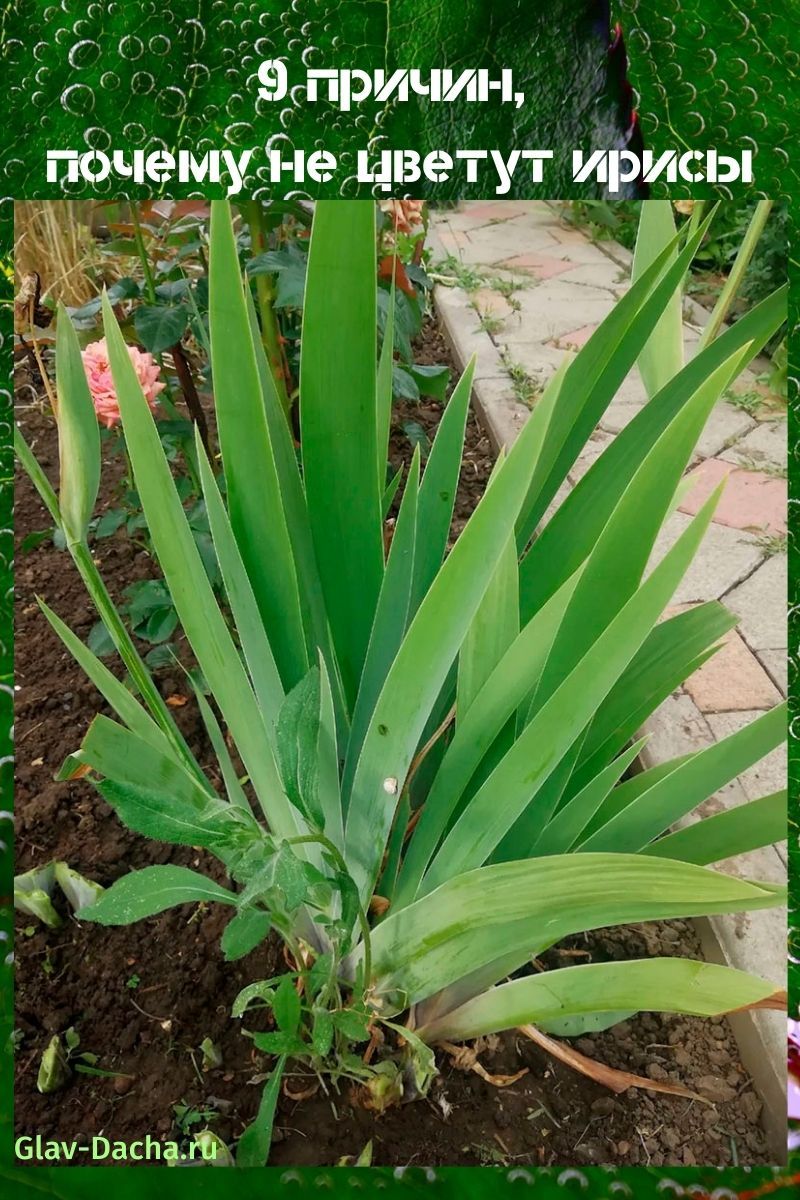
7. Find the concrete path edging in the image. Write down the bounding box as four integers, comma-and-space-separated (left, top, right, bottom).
427, 201, 788, 1157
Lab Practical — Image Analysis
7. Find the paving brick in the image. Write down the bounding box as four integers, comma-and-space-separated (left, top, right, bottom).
641, 692, 714, 762
539, 478, 575, 527
494, 341, 574, 385
599, 401, 643, 434
705, 710, 787, 803
614, 370, 649, 406
456, 200, 539, 224
567, 429, 615, 483
679, 457, 787, 535
503, 284, 613, 338
559, 261, 624, 290
435, 287, 506, 380
549, 224, 596, 245
471, 376, 529, 453
694, 403, 756, 461
719, 419, 787, 470
497, 251, 576, 280
550, 323, 598, 350
758, 650, 787, 697
647, 512, 764, 604
725, 555, 787, 651
471, 287, 517, 323
433, 226, 471, 255
437, 220, 557, 265
684, 629, 782, 713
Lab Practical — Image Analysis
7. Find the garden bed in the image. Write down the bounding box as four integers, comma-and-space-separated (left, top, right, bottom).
13, 321, 772, 1168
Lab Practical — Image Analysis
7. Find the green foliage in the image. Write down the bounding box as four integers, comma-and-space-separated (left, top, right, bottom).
17, 200, 788, 1166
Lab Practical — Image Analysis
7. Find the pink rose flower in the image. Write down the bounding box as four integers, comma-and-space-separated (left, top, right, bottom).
81, 338, 165, 429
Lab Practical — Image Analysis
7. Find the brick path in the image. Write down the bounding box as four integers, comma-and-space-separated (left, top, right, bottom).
426, 200, 788, 1128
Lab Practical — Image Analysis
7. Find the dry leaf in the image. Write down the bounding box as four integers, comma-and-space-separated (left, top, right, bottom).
440, 1041, 528, 1089
518, 1024, 708, 1103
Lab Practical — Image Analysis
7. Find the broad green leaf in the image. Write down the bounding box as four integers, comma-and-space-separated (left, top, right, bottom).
317, 654, 344, 850
311, 1007, 334, 1058
382, 465, 404, 518
417, 957, 785, 1044
96, 778, 245, 851
343, 451, 420, 802
276, 668, 323, 828
209, 200, 308, 689
38, 599, 173, 758
244, 287, 339, 715
518, 284, 787, 621
252, 1032, 304, 1054
236, 1057, 286, 1168
580, 703, 787, 853
273, 974, 302, 1035
632, 201, 683, 397
526, 350, 750, 722
409, 361, 475, 613
187, 674, 251, 810
133, 303, 189, 354
457, 502, 518, 719
54, 304, 100, 544
537, 1010, 636, 1038
222, 909, 272, 962
77, 865, 236, 924
365, 853, 784, 1008
196, 435, 285, 732
53, 863, 104, 912
406, 363, 450, 402
300, 201, 384, 707
14, 425, 61, 527
570, 602, 735, 792
423, 487, 722, 890
531, 737, 648, 856
76, 714, 216, 807
376, 279, 395, 490
332, 1008, 371, 1043
641, 790, 787, 866
14, 864, 61, 929
272, 842, 312, 912
514, 208, 716, 546
395, 569, 582, 909
345, 376, 559, 907
491, 733, 586, 864
101, 291, 301, 846
233, 981, 277, 1019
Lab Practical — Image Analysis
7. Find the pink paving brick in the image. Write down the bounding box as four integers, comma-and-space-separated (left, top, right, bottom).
551, 324, 597, 350
684, 628, 782, 713
548, 225, 590, 245
679, 457, 787, 535
472, 287, 515, 320
498, 252, 575, 279
436, 227, 470, 252
461, 201, 534, 222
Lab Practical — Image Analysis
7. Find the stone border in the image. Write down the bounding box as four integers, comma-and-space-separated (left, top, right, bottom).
427, 209, 787, 1158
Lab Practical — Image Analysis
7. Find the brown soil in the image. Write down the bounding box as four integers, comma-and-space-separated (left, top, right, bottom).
13, 322, 770, 1167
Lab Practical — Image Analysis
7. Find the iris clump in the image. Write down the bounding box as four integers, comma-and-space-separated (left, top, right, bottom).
15, 200, 787, 1165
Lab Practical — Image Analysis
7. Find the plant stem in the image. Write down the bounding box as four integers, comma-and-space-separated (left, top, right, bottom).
16, 426, 205, 782
131, 204, 157, 304
698, 200, 773, 350
69, 540, 205, 780
244, 200, 291, 417
288, 833, 373, 993
171, 341, 210, 456
128, 203, 182, 420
